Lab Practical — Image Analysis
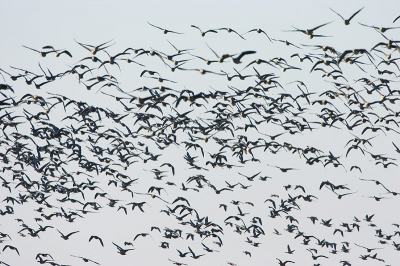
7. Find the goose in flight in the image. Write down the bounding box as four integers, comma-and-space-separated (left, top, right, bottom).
188, 246, 205, 259
355, 243, 384, 253
216, 27, 245, 39
113, 242, 135, 255
243, 28, 272, 42
272, 39, 301, 49
330, 7, 364, 25
267, 164, 298, 172
22, 45, 58, 57
284, 21, 333, 39
2, 245, 19, 256
205, 42, 231, 63
148, 22, 183, 34
359, 22, 400, 33
167, 40, 193, 54
276, 258, 295, 266
42, 46, 72, 57
231, 50, 256, 64
57, 229, 79, 240
191, 25, 218, 36
89, 235, 104, 247
75, 39, 114, 55
70, 255, 100, 265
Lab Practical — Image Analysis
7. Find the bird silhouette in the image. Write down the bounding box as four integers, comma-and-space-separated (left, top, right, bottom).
113, 242, 135, 255
89, 235, 104, 247
330, 7, 364, 25
148, 22, 183, 34
70, 255, 100, 265
57, 229, 79, 240
191, 25, 218, 36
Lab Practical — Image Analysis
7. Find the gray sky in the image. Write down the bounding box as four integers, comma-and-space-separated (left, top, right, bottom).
1, 0, 400, 265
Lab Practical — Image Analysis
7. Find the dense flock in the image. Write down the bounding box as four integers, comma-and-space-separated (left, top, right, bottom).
1, 7, 400, 266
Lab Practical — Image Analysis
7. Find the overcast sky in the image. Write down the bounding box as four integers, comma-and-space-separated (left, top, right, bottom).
1, 1, 400, 265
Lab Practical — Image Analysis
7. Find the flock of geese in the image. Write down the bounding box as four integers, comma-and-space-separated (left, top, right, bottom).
1, 6, 400, 266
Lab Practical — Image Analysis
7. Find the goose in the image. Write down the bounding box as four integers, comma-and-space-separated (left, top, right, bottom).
98, 50, 129, 71
42, 46, 72, 57
0, 68, 26, 81
291, 53, 313, 62
133, 233, 152, 241
75, 39, 114, 55
33, 80, 52, 90
272, 39, 301, 49
180, 68, 223, 76
243, 28, 272, 42
167, 40, 193, 54
354, 243, 383, 253
113, 242, 134, 255
216, 27, 245, 39
242, 58, 277, 70
89, 235, 104, 247
57, 229, 79, 240
276, 258, 295, 266
189, 52, 218, 65
370, 32, 400, 50
330, 7, 364, 25
205, 42, 231, 63
191, 25, 218, 36
286, 245, 295, 254
2, 245, 19, 256
22, 45, 58, 57
230, 50, 256, 64
284, 21, 332, 38
147, 22, 183, 34
9, 66, 38, 75
267, 164, 297, 172
168, 259, 188, 266
334, 191, 356, 199
164, 61, 187, 72
359, 22, 400, 33
78, 55, 103, 63
70, 255, 100, 265
188, 246, 204, 259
